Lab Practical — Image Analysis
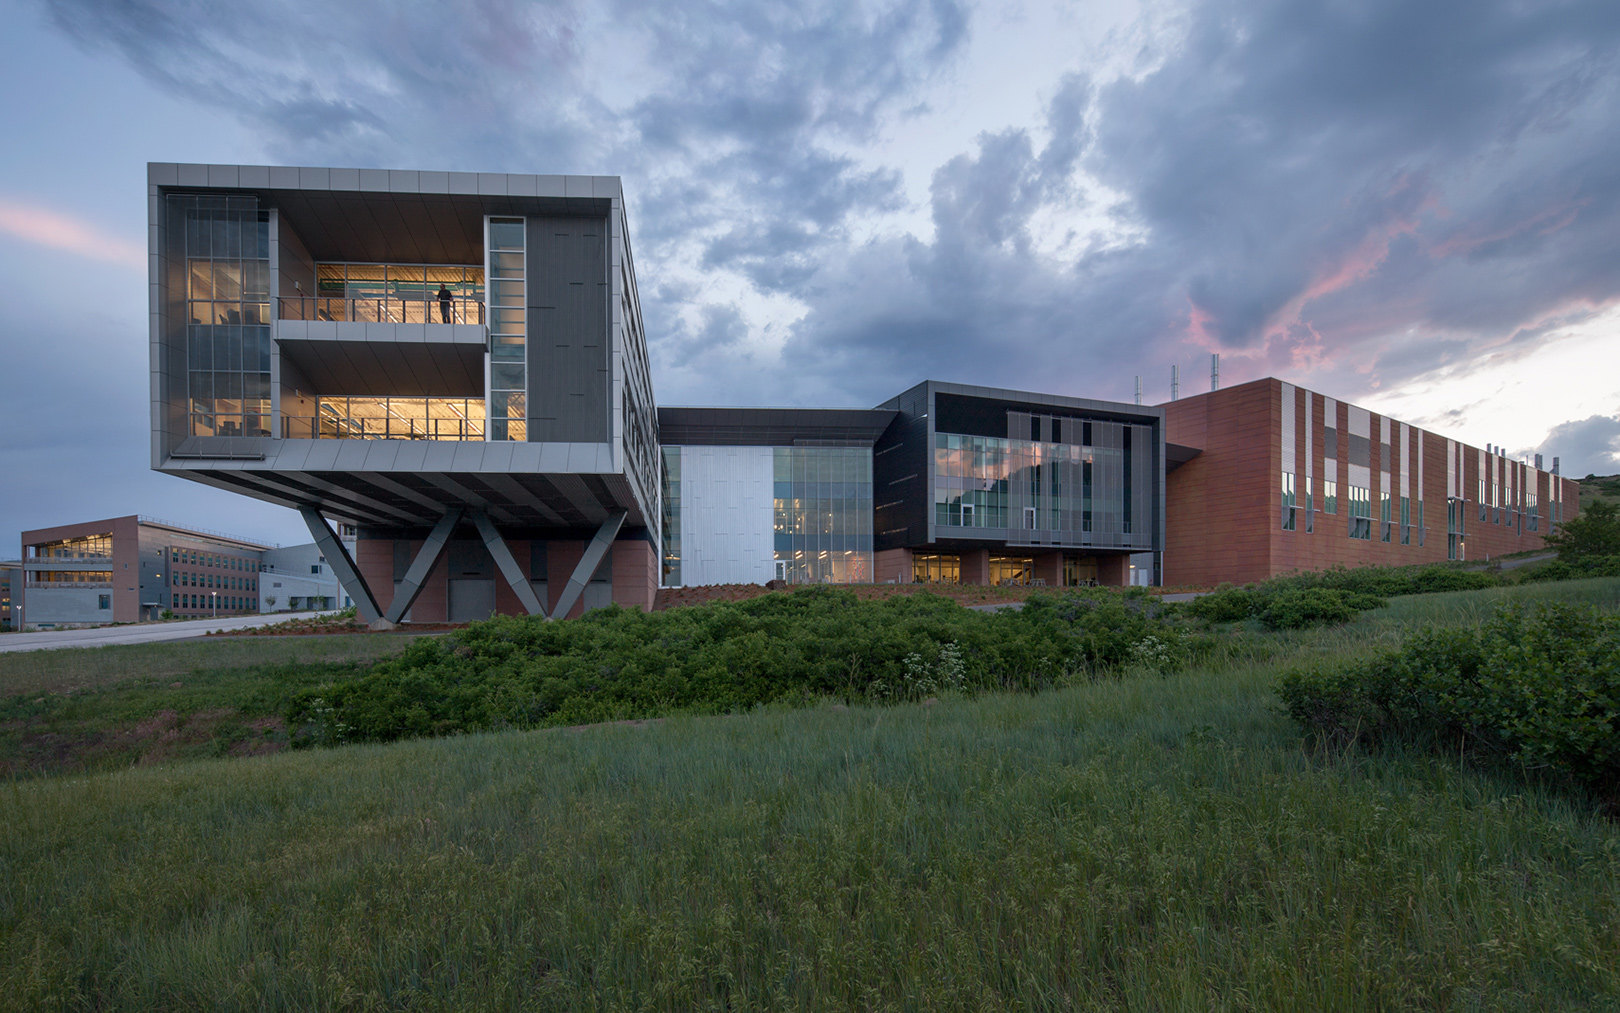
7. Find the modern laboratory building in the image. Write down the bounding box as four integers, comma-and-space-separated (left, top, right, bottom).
145, 162, 1580, 626
148, 163, 658, 627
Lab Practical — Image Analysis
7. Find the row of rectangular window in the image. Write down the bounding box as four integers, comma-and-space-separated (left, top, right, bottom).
1285, 474, 1437, 544
170, 548, 262, 570
171, 594, 254, 611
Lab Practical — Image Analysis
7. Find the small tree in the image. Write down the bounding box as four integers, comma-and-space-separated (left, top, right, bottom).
1545, 499, 1620, 563
265, 595, 278, 612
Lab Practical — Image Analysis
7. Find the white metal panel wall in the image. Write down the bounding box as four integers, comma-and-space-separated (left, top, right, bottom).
1348, 406, 1371, 488
678, 446, 776, 586
1280, 382, 1296, 475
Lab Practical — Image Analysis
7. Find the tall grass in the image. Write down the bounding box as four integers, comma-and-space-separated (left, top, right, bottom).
2, 579, 1618, 1008
0, 634, 422, 698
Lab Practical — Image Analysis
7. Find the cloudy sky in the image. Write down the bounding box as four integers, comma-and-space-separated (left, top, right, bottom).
2, 0, 1619, 552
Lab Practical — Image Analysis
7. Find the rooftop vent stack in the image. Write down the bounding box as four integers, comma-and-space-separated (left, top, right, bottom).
1553, 456, 1560, 476
1171, 365, 1180, 401
1210, 353, 1220, 392
1134, 376, 1142, 406
1535, 453, 1544, 470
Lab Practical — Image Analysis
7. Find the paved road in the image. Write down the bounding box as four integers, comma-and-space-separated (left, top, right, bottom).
0, 611, 341, 654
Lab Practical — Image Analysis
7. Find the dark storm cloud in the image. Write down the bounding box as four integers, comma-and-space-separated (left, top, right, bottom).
1535, 413, 1620, 477
39, 0, 1620, 416
1085, 0, 1620, 370
45, 0, 594, 170
781, 0, 1620, 406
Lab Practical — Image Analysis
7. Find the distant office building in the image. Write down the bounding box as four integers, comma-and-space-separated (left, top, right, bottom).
1163, 378, 1580, 586
144, 163, 1580, 621
259, 539, 353, 612
12, 515, 357, 629
16, 516, 269, 629
0, 562, 18, 631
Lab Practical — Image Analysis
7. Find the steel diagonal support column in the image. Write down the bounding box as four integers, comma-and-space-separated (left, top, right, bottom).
298, 506, 382, 626
469, 509, 546, 617
549, 511, 626, 621
384, 507, 464, 625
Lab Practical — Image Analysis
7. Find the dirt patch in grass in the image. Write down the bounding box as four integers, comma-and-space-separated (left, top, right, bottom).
2, 707, 290, 777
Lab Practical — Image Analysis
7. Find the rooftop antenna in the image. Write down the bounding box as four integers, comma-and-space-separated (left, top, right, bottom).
1170, 364, 1180, 401
1134, 376, 1142, 406
1210, 353, 1220, 392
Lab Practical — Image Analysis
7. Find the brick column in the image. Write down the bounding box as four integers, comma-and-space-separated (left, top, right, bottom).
874, 548, 913, 584
1032, 551, 1063, 587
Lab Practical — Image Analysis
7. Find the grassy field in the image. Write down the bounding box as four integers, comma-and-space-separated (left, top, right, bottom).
0, 635, 422, 776
1579, 473, 1620, 508
1, 580, 1618, 1008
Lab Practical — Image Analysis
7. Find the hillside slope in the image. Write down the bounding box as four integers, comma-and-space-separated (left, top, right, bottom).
3, 579, 1618, 1009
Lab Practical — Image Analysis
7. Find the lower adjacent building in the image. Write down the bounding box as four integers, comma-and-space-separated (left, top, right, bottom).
12, 515, 359, 629
259, 541, 354, 613
1163, 378, 1579, 587
659, 381, 1170, 591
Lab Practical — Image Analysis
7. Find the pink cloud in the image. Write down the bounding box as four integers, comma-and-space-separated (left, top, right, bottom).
1429, 202, 1584, 260
1181, 297, 1220, 350
0, 199, 145, 269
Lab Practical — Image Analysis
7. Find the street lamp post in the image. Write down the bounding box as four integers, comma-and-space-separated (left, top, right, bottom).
211, 591, 217, 617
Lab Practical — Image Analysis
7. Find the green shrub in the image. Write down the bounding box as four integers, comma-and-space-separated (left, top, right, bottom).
1184, 582, 1385, 628
287, 587, 1210, 746
1544, 499, 1620, 563
1278, 602, 1620, 798
1514, 555, 1620, 584
1257, 588, 1385, 630
1184, 585, 1259, 623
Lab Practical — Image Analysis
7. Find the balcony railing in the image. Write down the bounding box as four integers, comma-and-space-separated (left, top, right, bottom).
25, 580, 113, 589
277, 296, 485, 325
281, 414, 486, 441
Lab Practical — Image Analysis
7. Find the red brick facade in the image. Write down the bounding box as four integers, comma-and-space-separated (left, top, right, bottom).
1163, 378, 1580, 587
357, 536, 658, 622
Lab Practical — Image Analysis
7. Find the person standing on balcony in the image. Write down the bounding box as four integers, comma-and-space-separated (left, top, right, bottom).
437, 283, 453, 323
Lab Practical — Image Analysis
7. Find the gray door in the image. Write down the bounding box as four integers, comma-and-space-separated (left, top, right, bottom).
448, 579, 496, 622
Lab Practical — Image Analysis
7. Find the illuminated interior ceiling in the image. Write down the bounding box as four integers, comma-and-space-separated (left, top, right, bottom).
278, 335, 486, 397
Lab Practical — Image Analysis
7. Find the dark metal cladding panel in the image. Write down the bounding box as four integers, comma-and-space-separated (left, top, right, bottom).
527, 215, 609, 443
872, 382, 929, 551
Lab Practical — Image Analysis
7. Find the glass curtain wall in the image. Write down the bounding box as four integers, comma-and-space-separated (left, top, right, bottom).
292, 396, 486, 440
911, 554, 960, 583
773, 447, 873, 583
174, 195, 272, 438
296, 264, 483, 323
27, 534, 113, 560
661, 447, 682, 586
487, 219, 527, 440
933, 427, 1152, 549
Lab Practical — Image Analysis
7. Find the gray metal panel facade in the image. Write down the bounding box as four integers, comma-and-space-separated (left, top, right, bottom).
527, 215, 609, 443
658, 406, 898, 447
